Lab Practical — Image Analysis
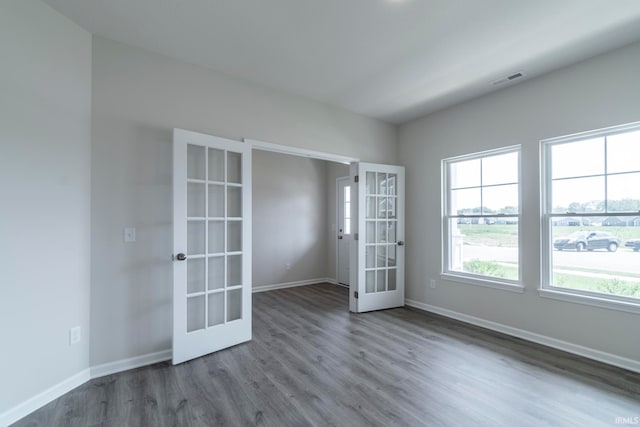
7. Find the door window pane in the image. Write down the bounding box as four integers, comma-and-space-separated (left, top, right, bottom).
377, 197, 387, 219
387, 174, 397, 196
376, 270, 386, 292
387, 245, 396, 267
208, 256, 224, 290
187, 221, 205, 255
208, 148, 225, 182
227, 255, 242, 286
388, 269, 397, 291
187, 145, 205, 180
366, 172, 376, 194
227, 221, 242, 252
188, 183, 206, 217
377, 246, 386, 268
377, 222, 387, 243
227, 187, 242, 217
366, 246, 375, 268
366, 271, 375, 293
208, 184, 224, 217
227, 289, 242, 321
208, 221, 224, 254
187, 258, 205, 294
187, 295, 205, 332
366, 196, 376, 219
366, 221, 376, 243
387, 222, 397, 243
227, 152, 242, 184
377, 173, 387, 195
387, 197, 397, 219
207, 292, 224, 327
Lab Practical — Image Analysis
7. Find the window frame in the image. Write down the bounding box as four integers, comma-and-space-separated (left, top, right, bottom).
441, 145, 524, 293
540, 121, 640, 314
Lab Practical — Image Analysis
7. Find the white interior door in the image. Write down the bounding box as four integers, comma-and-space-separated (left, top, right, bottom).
349, 162, 405, 313
337, 177, 351, 285
172, 128, 252, 365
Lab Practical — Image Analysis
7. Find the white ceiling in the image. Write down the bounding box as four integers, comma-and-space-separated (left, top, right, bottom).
44, 0, 640, 124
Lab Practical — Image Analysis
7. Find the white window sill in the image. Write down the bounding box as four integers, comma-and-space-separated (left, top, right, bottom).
539, 288, 640, 315
441, 273, 525, 294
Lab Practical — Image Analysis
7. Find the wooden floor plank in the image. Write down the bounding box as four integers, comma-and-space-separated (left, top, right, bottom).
12, 283, 640, 427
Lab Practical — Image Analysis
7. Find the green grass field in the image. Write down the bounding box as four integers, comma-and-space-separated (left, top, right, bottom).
462, 260, 640, 297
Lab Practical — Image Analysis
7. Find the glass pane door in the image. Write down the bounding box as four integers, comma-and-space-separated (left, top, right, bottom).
173, 128, 251, 365
364, 172, 398, 293
354, 162, 404, 313
185, 145, 244, 332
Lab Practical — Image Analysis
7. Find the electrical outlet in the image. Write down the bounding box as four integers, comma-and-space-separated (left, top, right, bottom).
124, 227, 136, 242
69, 326, 81, 345
285, 263, 291, 271
430, 279, 436, 289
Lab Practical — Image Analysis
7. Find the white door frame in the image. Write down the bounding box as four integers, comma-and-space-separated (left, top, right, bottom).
244, 138, 358, 164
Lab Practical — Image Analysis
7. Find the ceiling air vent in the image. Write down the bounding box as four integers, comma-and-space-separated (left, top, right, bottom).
492, 71, 526, 86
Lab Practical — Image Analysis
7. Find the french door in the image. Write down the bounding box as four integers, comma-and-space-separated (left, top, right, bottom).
172, 129, 252, 365
350, 162, 405, 313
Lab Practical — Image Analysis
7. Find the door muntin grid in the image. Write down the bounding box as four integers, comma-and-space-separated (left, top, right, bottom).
364, 172, 398, 293
186, 144, 243, 332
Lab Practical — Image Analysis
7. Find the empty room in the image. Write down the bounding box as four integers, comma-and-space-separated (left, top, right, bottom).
2, 1, 640, 426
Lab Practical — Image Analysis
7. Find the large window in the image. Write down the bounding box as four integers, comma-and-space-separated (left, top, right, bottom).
542, 122, 640, 310
442, 146, 522, 291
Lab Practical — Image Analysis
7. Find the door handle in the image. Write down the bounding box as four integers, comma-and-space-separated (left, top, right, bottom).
338, 236, 343, 240
175, 253, 187, 261
397, 241, 405, 246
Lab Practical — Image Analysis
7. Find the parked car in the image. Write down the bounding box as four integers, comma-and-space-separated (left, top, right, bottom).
553, 231, 620, 252
625, 239, 640, 252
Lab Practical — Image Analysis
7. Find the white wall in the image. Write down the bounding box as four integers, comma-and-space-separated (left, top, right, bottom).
398, 41, 640, 363
91, 37, 396, 366
253, 150, 328, 288
0, 0, 92, 417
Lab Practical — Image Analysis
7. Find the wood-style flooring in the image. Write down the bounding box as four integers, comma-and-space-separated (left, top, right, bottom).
13, 283, 640, 426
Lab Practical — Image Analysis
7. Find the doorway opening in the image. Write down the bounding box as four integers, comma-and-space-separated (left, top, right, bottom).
249, 139, 356, 296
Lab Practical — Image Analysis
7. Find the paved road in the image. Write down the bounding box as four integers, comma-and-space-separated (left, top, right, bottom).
462, 245, 640, 275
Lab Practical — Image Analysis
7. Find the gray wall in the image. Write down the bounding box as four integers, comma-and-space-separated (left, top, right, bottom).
253, 150, 328, 288
91, 36, 397, 366
398, 41, 640, 362
0, 0, 92, 415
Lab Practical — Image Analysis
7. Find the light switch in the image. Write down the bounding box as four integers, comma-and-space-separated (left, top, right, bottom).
124, 227, 136, 242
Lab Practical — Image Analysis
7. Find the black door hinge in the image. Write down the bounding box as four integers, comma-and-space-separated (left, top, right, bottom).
354, 175, 359, 183
354, 291, 359, 299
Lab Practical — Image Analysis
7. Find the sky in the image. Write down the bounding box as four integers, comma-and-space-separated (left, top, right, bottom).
448, 130, 640, 215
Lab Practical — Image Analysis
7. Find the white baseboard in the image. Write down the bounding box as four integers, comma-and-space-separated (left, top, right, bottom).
405, 299, 640, 374
0, 368, 90, 427
90, 349, 172, 379
252, 277, 336, 293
